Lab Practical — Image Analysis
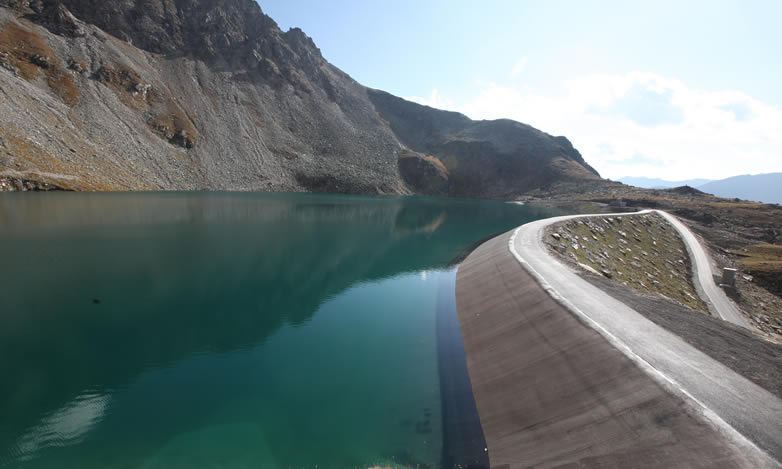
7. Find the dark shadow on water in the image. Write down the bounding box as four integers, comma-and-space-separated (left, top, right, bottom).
436, 271, 490, 469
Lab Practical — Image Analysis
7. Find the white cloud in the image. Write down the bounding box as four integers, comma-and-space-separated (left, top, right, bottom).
403, 88, 457, 112
415, 71, 782, 180
511, 57, 528, 78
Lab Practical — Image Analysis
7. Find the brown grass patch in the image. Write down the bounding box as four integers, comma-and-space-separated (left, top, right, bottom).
735, 244, 782, 274
93, 64, 152, 110
0, 124, 155, 191
0, 130, 81, 190
0, 23, 79, 106
93, 64, 198, 148
733, 244, 782, 299
148, 101, 199, 149
399, 150, 449, 176
94, 65, 144, 92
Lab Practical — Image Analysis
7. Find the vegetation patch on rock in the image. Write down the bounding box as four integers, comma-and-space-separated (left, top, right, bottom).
93, 64, 197, 149
0, 22, 78, 105
148, 103, 198, 149
733, 244, 782, 298
93, 65, 151, 108
398, 150, 449, 195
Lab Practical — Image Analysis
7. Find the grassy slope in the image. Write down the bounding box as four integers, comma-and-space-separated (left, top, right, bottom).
546, 213, 708, 313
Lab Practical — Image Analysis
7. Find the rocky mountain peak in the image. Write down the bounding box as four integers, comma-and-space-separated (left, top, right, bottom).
30, 0, 292, 60
0, 0, 601, 196
19, 0, 330, 89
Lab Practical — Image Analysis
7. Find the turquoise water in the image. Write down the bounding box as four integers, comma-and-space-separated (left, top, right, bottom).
0, 193, 560, 468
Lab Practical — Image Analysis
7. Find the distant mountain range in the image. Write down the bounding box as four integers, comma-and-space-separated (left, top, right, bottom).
698, 174, 782, 204
619, 173, 782, 204
617, 177, 714, 189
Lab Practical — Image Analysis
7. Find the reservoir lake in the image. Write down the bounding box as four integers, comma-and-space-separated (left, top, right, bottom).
0, 193, 561, 468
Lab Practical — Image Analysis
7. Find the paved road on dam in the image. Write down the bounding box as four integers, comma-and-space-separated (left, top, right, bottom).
657, 210, 750, 328
455, 211, 782, 468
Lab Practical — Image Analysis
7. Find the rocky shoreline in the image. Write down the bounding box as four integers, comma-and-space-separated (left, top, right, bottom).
0, 175, 65, 191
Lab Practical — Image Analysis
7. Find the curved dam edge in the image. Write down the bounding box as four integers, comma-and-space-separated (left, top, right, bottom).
455, 220, 779, 467
512, 210, 782, 462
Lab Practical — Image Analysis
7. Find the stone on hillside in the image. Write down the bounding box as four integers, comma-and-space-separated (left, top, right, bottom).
31, 54, 51, 68
68, 60, 85, 73
0, 51, 15, 73
578, 263, 601, 275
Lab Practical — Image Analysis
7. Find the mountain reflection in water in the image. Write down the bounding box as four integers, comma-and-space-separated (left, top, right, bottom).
0, 192, 561, 468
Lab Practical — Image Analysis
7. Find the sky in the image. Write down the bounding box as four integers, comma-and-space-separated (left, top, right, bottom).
259, 0, 782, 181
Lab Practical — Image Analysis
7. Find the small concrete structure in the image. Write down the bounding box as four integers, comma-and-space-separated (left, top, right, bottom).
721, 267, 738, 287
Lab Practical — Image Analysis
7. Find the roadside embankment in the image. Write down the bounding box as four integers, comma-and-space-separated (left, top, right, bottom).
543, 211, 782, 344
540, 211, 782, 395
543, 212, 708, 313
526, 180, 782, 339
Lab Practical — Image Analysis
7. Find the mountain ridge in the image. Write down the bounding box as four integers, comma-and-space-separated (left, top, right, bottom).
619, 173, 782, 204
699, 173, 782, 205
618, 176, 714, 190
0, 0, 600, 197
